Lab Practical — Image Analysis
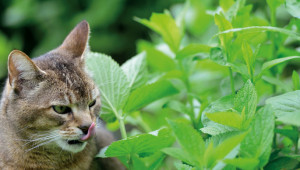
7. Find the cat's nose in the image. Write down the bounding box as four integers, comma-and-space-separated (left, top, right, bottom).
78, 124, 91, 135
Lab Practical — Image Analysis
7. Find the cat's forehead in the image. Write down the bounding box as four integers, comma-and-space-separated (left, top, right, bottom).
33, 52, 98, 103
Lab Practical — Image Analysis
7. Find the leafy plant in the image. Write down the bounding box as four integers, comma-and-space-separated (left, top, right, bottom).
86, 0, 300, 169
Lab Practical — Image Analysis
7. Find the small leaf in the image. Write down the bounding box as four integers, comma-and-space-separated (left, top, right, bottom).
206, 112, 243, 129
86, 52, 130, 121
285, 0, 300, 18
97, 128, 174, 157
242, 41, 254, 80
275, 128, 299, 145
135, 12, 182, 53
176, 44, 211, 59
121, 52, 147, 90
174, 162, 193, 170
234, 80, 257, 121
138, 40, 176, 72
163, 100, 192, 117
240, 105, 275, 168
264, 157, 299, 170
214, 13, 233, 48
223, 158, 259, 170
162, 147, 194, 166
209, 47, 228, 66
292, 70, 300, 90
266, 90, 300, 126
124, 80, 179, 113
168, 120, 205, 167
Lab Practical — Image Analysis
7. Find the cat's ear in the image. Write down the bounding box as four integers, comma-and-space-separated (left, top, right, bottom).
58, 20, 90, 59
8, 50, 46, 87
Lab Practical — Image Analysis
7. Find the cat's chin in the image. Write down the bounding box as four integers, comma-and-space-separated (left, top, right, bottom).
55, 139, 87, 153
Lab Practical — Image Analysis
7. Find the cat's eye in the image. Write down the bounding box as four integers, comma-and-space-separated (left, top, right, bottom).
89, 99, 96, 108
52, 105, 72, 114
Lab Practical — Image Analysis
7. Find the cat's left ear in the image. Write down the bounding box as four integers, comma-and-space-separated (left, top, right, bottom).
58, 20, 90, 59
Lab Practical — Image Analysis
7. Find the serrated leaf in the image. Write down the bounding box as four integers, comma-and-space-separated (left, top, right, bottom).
168, 120, 205, 167
121, 52, 147, 90
176, 44, 211, 59
124, 80, 179, 113
266, 90, 300, 126
285, 0, 300, 18
223, 158, 259, 170
240, 105, 275, 168
234, 80, 257, 121
97, 128, 174, 157
206, 112, 243, 129
86, 52, 130, 121
136, 12, 182, 53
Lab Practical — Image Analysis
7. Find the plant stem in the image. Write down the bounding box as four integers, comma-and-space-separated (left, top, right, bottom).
119, 116, 127, 139
127, 154, 133, 170
229, 67, 235, 95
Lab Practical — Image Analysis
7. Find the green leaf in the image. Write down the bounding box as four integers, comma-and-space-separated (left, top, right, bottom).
132, 155, 148, 170
262, 76, 292, 92
234, 80, 257, 121
266, 90, 300, 126
292, 70, 300, 90
215, 26, 300, 41
135, 12, 182, 53
275, 128, 299, 145
124, 80, 179, 113
209, 47, 228, 66
86, 52, 130, 121
205, 132, 247, 168
121, 52, 147, 90
176, 44, 211, 59
220, 0, 235, 12
285, 0, 300, 18
168, 120, 205, 167
242, 41, 254, 80
258, 56, 300, 78
265, 157, 299, 170
206, 112, 243, 129
240, 105, 275, 168
223, 158, 259, 170
138, 40, 176, 72
267, 0, 284, 13
201, 95, 237, 135
174, 162, 193, 170
163, 100, 192, 117
162, 147, 194, 166
214, 13, 233, 48
97, 128, 174, 157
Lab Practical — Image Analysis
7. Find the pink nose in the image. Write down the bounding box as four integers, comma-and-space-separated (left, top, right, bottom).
80, 122, 96, 141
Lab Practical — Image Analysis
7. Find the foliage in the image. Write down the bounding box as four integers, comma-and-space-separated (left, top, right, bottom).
85, 0, 300, 169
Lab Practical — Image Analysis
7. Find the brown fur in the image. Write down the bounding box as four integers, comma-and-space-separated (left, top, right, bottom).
0, 21, 125, 170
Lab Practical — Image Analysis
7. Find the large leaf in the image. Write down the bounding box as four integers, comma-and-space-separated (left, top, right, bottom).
121, 52, 147, 90
266, 90, 300, 126
136, 12, 182, 53
97, 128, 174, 157
124, 80, 179, 113
240, 105, 275, 168
168, 120, 205, 167
86, 52, 130, 120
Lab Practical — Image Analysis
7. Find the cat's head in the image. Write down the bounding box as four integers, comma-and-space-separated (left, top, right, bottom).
5, 21, 100, 153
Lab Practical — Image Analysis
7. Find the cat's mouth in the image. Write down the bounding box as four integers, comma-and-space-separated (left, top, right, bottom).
67, 139, 84, 145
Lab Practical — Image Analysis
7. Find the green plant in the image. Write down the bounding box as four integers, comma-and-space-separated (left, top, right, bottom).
86, 0, 300, 169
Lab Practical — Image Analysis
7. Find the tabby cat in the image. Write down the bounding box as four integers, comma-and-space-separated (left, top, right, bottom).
0, 21, 124, 170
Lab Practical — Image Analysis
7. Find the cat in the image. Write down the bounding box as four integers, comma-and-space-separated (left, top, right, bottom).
0, 21, 125, 170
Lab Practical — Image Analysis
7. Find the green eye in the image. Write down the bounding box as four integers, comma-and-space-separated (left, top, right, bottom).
52, 105, 72, 114
89, 100, 96, 107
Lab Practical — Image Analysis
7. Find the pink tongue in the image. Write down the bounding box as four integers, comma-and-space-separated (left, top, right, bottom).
80, 122, 96, 141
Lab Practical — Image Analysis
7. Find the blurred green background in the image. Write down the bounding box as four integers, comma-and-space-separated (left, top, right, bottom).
0, 0, 186, 89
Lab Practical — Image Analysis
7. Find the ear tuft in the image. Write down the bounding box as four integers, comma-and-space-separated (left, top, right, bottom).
8, 50, 45, 86
58, 20, 90, 58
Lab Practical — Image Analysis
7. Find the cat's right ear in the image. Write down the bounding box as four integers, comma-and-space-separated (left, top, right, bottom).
8, 50, 46, 87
